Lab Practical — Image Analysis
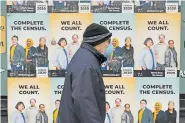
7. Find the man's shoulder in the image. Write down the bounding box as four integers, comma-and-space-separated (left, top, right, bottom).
145, 108, 152, 113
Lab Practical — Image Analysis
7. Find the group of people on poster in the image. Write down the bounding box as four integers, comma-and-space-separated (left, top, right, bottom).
101, 37, 134, 72
11, 99, 48, 123
11, 99, 61, 123
9, 34, 81, 72
52, 34, 80, 71
10, 35, 48, 71
9, 34, 178, 72
139, 34, 177, 70
105, 99, 177, 123
102, 34, 178, 72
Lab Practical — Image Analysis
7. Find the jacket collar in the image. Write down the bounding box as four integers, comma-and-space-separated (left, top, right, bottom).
81, 43, 107, 64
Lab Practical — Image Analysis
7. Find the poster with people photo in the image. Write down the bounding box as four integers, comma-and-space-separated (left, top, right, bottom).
48, 0, 79, 13
104, 77, 136, 123
48, 13, 92, 77
135, 13, 180, 77
50, 78, 64, 123
93, 13, 136, 77
7, 13, 50, 77
8, 78, 51, 123
91, 0, 134, 13
136, 77, 179, 123
7, 0, 48, 13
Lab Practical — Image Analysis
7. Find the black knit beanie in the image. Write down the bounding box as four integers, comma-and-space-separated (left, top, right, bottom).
82, 23, 112, 46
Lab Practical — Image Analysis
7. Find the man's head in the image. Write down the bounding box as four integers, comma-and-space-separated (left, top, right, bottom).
72, 34, 79, 43
159, 34, 165, 43
39, 104, 45, 112
168, 101, 175, 110
82, 23, 112, 55
106, 102, 110, 112
155, 102, 162, 111
55, 100, 60, 109
95, 39, 111, 54
168, 40, 174, 48
125, 104, 130, 112
12, 35, 18, 45
140, 99, 147, 109
39, 37, 46, 47
30, 98, 36, 107
115, 98, 121, 107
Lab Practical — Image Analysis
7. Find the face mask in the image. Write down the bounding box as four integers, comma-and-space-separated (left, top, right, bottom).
104, 44, 114, 58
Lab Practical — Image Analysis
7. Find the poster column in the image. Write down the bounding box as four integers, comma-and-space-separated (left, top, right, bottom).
93, 13, 136, 77
49, 13, 92, 77
104, 78, 136, 123
136, 78, 179, 123
8, 78, 51, 123
135, 13, 181, 77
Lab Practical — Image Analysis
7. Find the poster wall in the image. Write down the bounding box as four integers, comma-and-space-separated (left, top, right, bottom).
5, 1, 182, 123
104, 78, 136, 123
7, 13, 50, 77
136, 77, 179, 123
93, 13, 136, 77
135, 13, 181, 77
8, 78, 51, 123
49, 13, 92, 77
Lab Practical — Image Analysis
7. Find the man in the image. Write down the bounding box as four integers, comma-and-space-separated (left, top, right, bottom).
25, 99, 39, 123
153, 102, 166, 123
165, 101, 177, 123
165, 40, 178, 68
36, 37, 48, 67
53, 100, 60, 123
121, 104, 134, 123
68, 34, 80, 60
110, 98, 124, 123
154, 34, 168, 70
10, 35, 25, 71
36, 104, 48, 123
25, 98, 39, 123
138, 99, 153, 123
57, 23, 113, 123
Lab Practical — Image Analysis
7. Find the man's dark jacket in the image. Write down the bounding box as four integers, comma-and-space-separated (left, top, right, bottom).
57, 43, 107, 123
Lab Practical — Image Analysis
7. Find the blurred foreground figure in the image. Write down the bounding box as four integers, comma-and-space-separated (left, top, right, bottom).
57, 23, 113, 123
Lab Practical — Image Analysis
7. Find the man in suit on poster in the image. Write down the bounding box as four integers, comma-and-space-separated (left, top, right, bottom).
10, 35, 25, 71
138, 99, 153, 123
